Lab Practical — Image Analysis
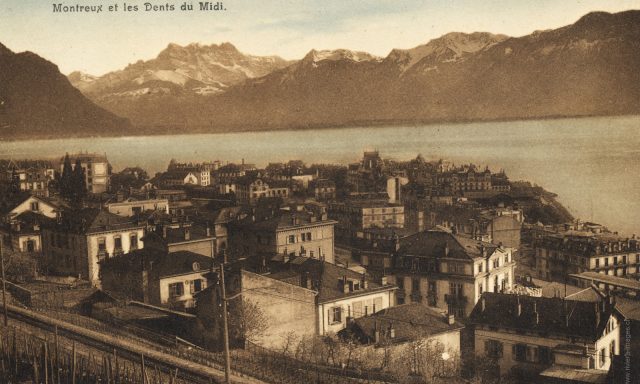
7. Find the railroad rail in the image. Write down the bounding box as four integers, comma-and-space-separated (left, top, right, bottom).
6, 304, 264, 384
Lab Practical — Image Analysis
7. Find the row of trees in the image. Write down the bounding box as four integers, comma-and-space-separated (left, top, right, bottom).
59, 153, 86, 202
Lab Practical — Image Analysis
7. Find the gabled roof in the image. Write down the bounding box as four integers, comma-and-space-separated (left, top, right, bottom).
269, 256, 395, 303
397, 230, 498, 260
44, 208, 143, 234
468, 292, 616, 341
345, 303, 463, 345
100, 248, 214, 279
245, 211, 336, 232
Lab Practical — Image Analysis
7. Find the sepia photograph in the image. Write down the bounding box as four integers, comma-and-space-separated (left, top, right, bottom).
0, 1, 639, 383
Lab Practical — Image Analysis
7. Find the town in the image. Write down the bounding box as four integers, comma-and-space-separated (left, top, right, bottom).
0, 150, 637, 384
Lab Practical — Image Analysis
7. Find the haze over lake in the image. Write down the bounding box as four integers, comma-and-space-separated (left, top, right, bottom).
2, 115, 639, 236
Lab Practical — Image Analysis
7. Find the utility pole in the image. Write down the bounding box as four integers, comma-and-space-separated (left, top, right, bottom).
1, 238, 8, 326
220, 262, 231, 384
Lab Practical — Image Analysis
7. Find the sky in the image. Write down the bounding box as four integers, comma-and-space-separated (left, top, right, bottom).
1, 0, 639, 75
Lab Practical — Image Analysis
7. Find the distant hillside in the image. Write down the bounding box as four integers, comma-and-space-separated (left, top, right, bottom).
77, 10, 640, 134
69, 42, 292, 100
0, 43, 130, 140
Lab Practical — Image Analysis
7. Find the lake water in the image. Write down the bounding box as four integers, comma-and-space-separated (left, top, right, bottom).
2, 115, 639, 235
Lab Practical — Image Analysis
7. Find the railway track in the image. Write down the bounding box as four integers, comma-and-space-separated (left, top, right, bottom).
6, 304, 265, 384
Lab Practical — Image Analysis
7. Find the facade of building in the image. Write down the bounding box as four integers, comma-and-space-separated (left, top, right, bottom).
310, 178, 336, 201
234, 176, 290, 206
230, 211, 337, 264
267, 256, 397, 336
106, 198, 169, 217
387, 229, 515, 318
100, 248, 213, 310
144, 223, 216, 258
0, 160, 55, 198
41, 208, 145, 284
534, 233, 640, 280
469, 293, 621, 378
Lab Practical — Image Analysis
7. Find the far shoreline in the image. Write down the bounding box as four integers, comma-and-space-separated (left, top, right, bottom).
2, 112, 638, 143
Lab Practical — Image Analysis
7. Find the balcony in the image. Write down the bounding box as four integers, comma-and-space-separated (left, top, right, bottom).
444, 294, 467, 304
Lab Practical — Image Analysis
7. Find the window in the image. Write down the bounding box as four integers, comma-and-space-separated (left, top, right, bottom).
428, 281, 437, 294
610, 340, 616, 357
304, 232, 312, 241
97, 237, 107, 258
288, 235, 296, 244
478, 263, 483, 273
114, 236, 122, 250
30, 201, 39, 211
605, 258, 609, 267
449, 282, 463, 296
449, 262, 465, 274
596, 259, 600, 268
330, 307, 342, 324
485, 340, 503, 358
130, 233, 138, 250
539, 347, 552, 364
169, 283, 184, 297
190, 279, 203, 294
600, 348, 606, 367
412, 278, 420, 293
513, 344, 527, 362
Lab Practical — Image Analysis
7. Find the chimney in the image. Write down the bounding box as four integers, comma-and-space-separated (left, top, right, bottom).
481, 298, 486, 312
389, 322, 395, 338
534, 311, 539, 325
162, 225, 167, 238
447, 314, 455, 325
184, 227, 191, 241
380, 275, 388, 286
206, 223, 211, 237
444, 242, 449, 257
362, 272, 368, 289
517, 298, 522, 317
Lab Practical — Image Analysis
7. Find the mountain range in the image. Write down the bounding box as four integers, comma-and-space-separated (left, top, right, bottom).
2, 10, 639, 139
0, 43, 130, 140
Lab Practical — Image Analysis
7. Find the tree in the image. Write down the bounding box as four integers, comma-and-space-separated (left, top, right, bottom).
60, 153, 73, 199
228, 297, 269, 346
72, 159, 87, 201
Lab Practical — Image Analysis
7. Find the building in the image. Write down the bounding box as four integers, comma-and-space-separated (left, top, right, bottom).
0, 160, 55, 197
533, 232, 640, 281
387, 229, 515, 318
234, 176, 290, 206
106, 198, 169, 217
268, 256, 397, 335
341, 303, 463, 365
309, 178, 336, 201
469, 293, 622, 379
154, 170, 199, 188
100, 248, 214, 310
0, 195, 62, 253
229, 210, 337, 264
61, 153, 110, 194
144, 222, 216, 258
0, 211, 48, 253
41, 208, 145, 284
328, 199, 405, 243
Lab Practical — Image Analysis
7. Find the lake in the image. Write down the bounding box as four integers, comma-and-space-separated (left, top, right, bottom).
1, 115, 639, 236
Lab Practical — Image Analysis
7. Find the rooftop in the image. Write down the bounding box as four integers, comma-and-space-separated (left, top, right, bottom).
345, 303, 463, 345
269, 256, 396, 303
468, 292, 616, 341
397, 229, 499, 260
